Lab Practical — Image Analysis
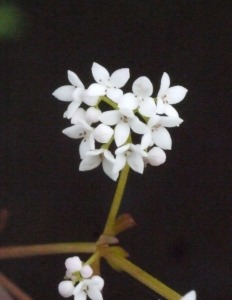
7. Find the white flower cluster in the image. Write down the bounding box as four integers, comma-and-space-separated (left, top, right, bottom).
58, 256, 104, 300
53, 63, 187, 180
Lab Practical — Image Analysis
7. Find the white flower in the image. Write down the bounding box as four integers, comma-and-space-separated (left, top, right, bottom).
157, 72, 188, 117
99, 108, 148, 147
87, 62, 130, 103
141, 115, 183, 150
114, 143, 147, 174
118, 77, 156, 118
79, 149, 118, 181
52, 70, 99, 116
73, 276, 104, 300
180, 290, 197, 300
62, 120, 113, 159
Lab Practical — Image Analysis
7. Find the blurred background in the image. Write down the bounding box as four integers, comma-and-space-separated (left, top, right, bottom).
0, 1, 231, 299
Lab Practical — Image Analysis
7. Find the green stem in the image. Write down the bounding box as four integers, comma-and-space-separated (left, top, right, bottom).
103, 249, 182, 300
0, 243, 96, 260
103, 164, 130, 236
84, 251, 100, 266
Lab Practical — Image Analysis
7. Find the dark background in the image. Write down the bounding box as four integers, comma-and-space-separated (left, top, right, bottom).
0, 1, 231, 299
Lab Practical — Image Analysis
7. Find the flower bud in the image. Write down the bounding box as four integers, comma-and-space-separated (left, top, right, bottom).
80, 265, 93, 278
65, 256, 82, 273
58, 281, 74, 298
147, 147, 166, 166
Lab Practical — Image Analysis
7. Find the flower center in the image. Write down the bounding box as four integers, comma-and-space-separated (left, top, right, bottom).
151, 124, 161, 132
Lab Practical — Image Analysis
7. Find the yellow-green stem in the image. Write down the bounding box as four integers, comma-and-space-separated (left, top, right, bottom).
84, 251, 100, 266
0, 243, 96, 260
103, 250, 182, 300
103, 164, 130, 236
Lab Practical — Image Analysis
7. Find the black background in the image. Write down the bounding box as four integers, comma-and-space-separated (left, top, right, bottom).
0, 1, 231, 299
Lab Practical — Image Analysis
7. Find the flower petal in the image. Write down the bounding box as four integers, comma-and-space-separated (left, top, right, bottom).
164, 104, 179, 117
138, 97, 156, 117
106, 88, 123, 103
79, 138, 92, 159
93, 124, 113, 143
159, 116, 183, 127
157, 72, 170, 98
180, 290, 197, 300
147, 147, 166, 166
118, 93, 139, 110
87, 286, 103, 300
114, 122, 130, 147
79, 156, 101, 171
87, 83, 106, 97
68, 70, 84, 88
102, 158, 119, 181
62, 125, 85, 139
129, 116, 148, 134
52, 85, 75, 101
66, 101, 81, 119
99, 110, 120, 125
166, 86, 188, 104
71, 108, 86, 124
152, 127, 172, 150
156, 97, 165, 114
141, 132, 153, 149
91, 276, 104, 290
127, 152, 144, 174
86, 107, 101, 124
113, 154, 126, 173
92, 62, 109, 85
132, 76, 153, 98
110, 68, 130, 88
73, 282, 84, 296
74, 290, 87, 300
103, 149, 115, 163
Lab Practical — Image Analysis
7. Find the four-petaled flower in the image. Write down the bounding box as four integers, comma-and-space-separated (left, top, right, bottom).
156, 72, 188, 117
87, 62, 130, 103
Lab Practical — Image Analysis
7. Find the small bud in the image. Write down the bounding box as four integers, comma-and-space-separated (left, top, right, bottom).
65, 256, 82, 273
58, 281, 74, 298
80, 265, 93, 278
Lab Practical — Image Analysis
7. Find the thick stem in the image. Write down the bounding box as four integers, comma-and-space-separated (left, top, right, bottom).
0, 243, 96, 260
0, 272, 34, 300
103, 250, 181, 300
103, 164, 130, 236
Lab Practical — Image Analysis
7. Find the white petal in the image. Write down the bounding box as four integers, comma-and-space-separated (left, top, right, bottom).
132, 76, 153, 98
79, 138, 92, 159
72, 87, 84, 102
93, 124, 113, 143
99, 110, 120, 125
127, 152, 144, 173
164, 104, 179, 117
156, 97, 165, 114
113, 154, 126, 173
147, 147, 166, 166
86, 107, 102, 123
147, 115, 160, 128
58, 281, 75, 298
102, 158, 119, 181
157, 72, 170, 98
119, 107, 135, 118
90, 276, 104, 290
152, 127, 172, 150
159, 116, 183, 127
87, 83, 106, 96
114, 122, 130, 147
115, 144, 130, 155
82, 90, 99, 106
103, 149, 115, 163
92, 62, 109, 85
73, 282, 84, 296
166, 86, 188, 104
118, 93, 139, 110
74, 291, 87, 300
80, 265, 93, 279
62, 125, 84, 139
71, 108, 86, 124
68, 70, 84, 88
65, 256, 82, 272
79, 156, 101, 171
129, 116, 148, 134
87, 149, 104, 156
130, 144, 148, 157
66, 101, 81, 119
141, 132, 153, 149
106, 88, 123, 103
180, 290, 197, 300
52, 85, 75, 101
87, 286, 103, 300
110, 68, 130, 88
138, 97, 156, 117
